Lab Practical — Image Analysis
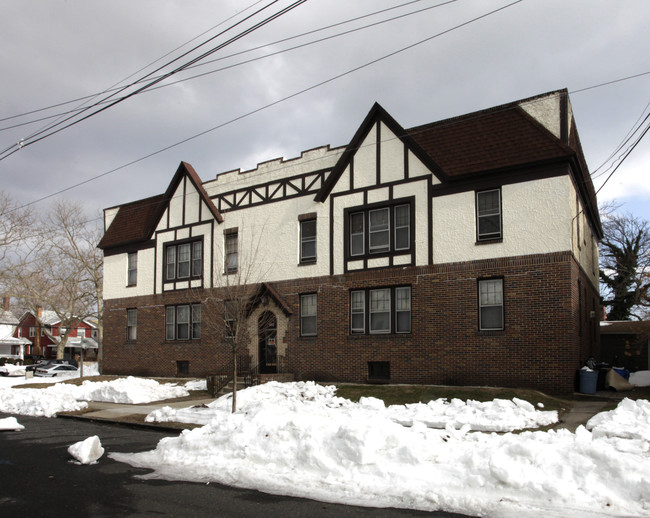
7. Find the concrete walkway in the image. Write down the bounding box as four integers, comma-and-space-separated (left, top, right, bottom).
62, 392, 625, 433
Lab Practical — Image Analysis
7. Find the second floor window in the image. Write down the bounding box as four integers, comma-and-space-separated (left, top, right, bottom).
225, 230, 238, 274
476, 189, 502, 241
165, 239, 203, 281
127, 252, 137, 286
300, 218, 316, 264
348, 201, 412, 258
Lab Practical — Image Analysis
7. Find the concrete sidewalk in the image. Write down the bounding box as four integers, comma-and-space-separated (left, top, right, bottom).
60, 397, 216, 430
60, 392, 625, 433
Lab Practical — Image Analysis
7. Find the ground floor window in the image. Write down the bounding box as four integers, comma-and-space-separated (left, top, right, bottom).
126, 309, 137, 341
478, 278, 504, 330
350, 286, 411, 334
166, 303, 201, 340
368, 361, 390, 381
300, 293, 317, 336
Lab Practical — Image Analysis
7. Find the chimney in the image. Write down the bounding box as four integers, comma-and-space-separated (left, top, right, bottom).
37, 306, 43, 318
2, 297, 9, 312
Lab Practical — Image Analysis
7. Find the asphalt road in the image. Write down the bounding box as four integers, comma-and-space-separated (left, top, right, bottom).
0, 413, 473, 518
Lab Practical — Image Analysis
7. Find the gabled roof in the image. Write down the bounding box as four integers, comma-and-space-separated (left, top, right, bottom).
315, 102, 447, 203
0, 309, 19, 326
246, 282, 293, 317
98, 161, 222, 250
315, 90, 602, 238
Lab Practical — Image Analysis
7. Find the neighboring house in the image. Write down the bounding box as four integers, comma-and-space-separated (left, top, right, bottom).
14, 308, 98, 360
0, 297, 31, 360
98, 89, 601, 393
600, 320, 650, 371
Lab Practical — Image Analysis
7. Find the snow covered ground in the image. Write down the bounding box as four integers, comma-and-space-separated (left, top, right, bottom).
1, 371, 650, 517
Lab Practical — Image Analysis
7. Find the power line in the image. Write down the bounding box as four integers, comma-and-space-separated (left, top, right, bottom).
0, 0, 305, 161
0, 0, 441, 133
9, 0, 523, 213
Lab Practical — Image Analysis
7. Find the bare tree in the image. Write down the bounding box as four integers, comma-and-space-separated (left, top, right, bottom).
201, 224, 271, 413
13, 201, 102, 360
599, 206, 650, 320
0, 191, 34, 295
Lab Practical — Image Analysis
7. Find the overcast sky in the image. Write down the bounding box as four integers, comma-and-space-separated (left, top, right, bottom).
2, 0, 649, 227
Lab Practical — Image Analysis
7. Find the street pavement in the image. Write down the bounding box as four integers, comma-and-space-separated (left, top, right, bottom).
0, 412, 471, 518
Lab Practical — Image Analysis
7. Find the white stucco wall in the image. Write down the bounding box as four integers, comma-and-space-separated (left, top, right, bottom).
103, 247, 155, 300
432, 176, 574, 264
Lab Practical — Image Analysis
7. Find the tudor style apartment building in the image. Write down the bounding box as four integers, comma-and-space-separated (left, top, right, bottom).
99, 90, 601, 393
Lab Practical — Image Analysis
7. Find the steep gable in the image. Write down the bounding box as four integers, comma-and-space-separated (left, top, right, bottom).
314, 103, 446, 202
98, 162, 222, 250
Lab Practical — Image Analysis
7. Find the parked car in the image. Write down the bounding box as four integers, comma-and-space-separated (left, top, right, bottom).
34, 364, 78, 377
26, 359, 70, 372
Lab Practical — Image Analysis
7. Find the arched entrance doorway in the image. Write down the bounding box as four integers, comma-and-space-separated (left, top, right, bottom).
258, 311, 277, 373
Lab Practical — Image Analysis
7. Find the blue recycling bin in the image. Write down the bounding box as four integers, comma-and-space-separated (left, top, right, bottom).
579, 369, 598, 394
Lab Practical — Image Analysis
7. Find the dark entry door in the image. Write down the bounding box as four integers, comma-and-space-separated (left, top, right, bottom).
258, 312, 277, 373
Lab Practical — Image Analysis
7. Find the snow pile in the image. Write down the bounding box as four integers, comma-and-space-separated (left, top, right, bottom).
0, 364, 26, 376
0, 416, 24, 431
630, 370, 650, 387
183, 379, 207, 391
77, 376, 189, 404
146, 382, 557, 432
68, 435, 104, 464
587, 398, 650, 442
114, 382, 650, 517
0, 376, 190, 416
0, 382, 88, 417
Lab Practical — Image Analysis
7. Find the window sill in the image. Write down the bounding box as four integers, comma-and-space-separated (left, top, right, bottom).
475, 238, 502, 246
298, 260, 317, 266
477, 329, 505, 336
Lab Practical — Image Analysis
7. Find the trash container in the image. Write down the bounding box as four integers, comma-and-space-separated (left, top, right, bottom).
579, 369, 598, 394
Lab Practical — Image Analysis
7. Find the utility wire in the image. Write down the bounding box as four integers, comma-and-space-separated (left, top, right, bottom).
9, 0, 523, 212
0, 0, 303, 160
0, 0, 439, 132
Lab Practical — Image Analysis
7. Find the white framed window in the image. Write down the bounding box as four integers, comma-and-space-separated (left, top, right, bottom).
369, 208, 390, 253
166, 304, 201, 340
479, 278, 504, 330
350, 286, 411, 335
350, 212, 365, 256
300, 219, 317, 263
476, 189, 502, 241
395, 286, 411, 333
126, 309, 137, 341
300, 294, 317, 336
350, 290, 365, 334
370, 288, 391, 333
347, 201, 412, 258
394, 205, 410, 251
165, 239, 202, 281
225, 230, 238, 273
127, 252, 137, 286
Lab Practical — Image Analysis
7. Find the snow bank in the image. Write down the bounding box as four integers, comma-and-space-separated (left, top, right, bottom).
587, 398, 650, 442
68, 435, 104, 464
115, 382, 650, 517
0, 416, 24, 431
0, 376, 190, 416
146, 382, 558, 432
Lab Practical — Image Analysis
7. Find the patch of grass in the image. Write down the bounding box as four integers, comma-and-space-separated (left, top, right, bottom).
332, 384, 570, 414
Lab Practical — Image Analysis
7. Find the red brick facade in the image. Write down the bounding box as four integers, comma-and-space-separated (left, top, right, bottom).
103, 251, 599, 393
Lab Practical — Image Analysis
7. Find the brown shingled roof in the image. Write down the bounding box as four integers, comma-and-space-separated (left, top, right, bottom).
407, 106, 574, 177
98, 161, 222, 250
97, 194, 165, 249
